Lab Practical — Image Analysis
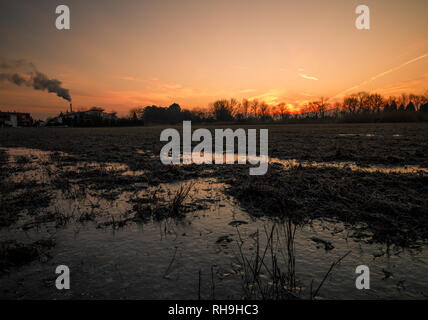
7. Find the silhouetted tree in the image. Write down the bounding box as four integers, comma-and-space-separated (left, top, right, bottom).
210, 99, 234, 121
241, 98, 250, 119
419, 103, 428, 112
367, 93, 383, 113
343, 96, 358, 113
310, 97, 329, 118
354, 92, 370, 112
277, 102, 289, 120
259, 101, 270, 120
405, 102, 416, 112
251, 99, 259, 119
168, 103, 181, 113
389, 101, 398, 112
129, 106, 144, 119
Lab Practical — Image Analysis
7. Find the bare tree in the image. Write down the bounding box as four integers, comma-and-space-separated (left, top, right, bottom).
354, 92, 370, 112
302, 102, 317, 117
259, 101, 269, 120
210, 99, 234, 121
311, 97, 329, 118
241, 98, 250, 119
367, 93, 383, 113
129, 106, 144, 119
398, 93, 409, 107
251, 99, 259, 119
342, 96, 359, 113
409, 93, 426, 110
277, 102, 289, 121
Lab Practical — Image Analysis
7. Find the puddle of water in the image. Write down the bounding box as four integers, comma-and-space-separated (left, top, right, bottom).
337, 133, 405, 138
270, 158, 428, 174
338, 133, 377, 137
157, 149, 427, 174
0, 147, 427, 299
1, 147, 146, 185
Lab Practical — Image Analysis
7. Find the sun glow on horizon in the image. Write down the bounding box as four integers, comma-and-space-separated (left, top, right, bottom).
0, 0, 427, 119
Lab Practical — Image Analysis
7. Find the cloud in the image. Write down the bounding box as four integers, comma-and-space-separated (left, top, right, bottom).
299, 73, 318, 81
249, 90, 282, 105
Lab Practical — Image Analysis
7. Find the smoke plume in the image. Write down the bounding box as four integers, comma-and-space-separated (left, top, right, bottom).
0, 58, 71, 102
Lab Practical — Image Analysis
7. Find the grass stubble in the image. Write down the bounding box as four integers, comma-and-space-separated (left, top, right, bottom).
0, 122, 427, 299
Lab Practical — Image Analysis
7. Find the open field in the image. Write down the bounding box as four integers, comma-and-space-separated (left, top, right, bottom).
0, 123, 427, 299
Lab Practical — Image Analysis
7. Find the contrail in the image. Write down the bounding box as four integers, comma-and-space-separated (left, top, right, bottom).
299, 73, 319, 81
0, 58, 71, 102
333, 52, 428, 98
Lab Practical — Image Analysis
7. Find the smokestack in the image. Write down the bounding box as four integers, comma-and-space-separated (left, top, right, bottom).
70, 103, 73, 113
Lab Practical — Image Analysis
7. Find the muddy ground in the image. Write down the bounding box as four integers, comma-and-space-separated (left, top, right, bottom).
0, 122, 427, 299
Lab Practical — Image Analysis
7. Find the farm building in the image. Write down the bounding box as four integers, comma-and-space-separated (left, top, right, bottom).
0, 112, 33, 127
47, 107, 118, 126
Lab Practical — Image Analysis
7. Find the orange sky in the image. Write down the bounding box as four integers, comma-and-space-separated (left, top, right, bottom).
0, 0, 427, 119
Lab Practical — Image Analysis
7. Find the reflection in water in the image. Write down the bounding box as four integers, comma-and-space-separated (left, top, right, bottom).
165, 149, 428, 174
1, 147, 145, 185
270, 158, 428, 174
337, 133, 376, 137
0, 147, 427, 299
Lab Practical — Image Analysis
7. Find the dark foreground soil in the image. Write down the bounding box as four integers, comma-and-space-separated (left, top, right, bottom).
0, 122, 427, 274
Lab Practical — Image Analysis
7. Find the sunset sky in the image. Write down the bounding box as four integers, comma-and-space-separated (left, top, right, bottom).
0, 0, 427, 119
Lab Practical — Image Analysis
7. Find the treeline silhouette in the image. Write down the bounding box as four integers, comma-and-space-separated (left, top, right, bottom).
128, 91, 428, 124
129, 103, 208, 124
